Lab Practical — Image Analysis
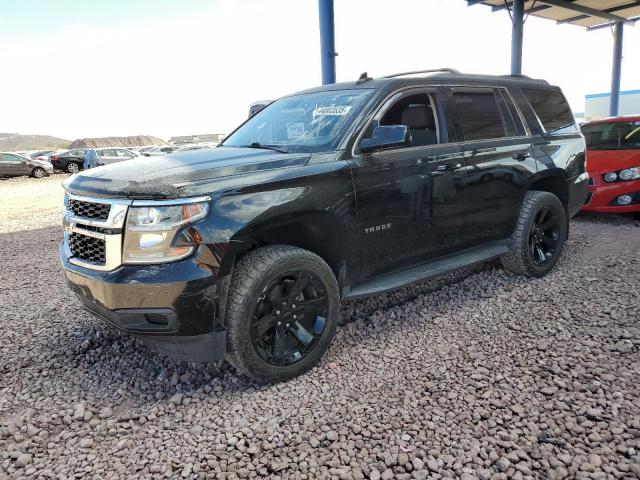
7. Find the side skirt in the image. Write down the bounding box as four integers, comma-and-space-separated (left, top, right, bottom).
344, 241, 509, 300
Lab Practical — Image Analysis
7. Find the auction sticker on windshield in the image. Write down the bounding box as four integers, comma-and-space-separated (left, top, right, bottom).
313, 105, 352, 116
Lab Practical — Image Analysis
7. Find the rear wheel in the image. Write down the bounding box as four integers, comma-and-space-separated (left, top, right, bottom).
32, 167, 47, 178
66, 162, 80, 174
225, 245, 339, 382
501, 190, 567, 277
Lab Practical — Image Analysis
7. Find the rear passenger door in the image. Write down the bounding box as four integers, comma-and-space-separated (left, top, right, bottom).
444, 86, 537, 246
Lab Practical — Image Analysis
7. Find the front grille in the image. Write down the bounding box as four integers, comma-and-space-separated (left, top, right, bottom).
69, 199, 111, 220
69, 233, 106, 264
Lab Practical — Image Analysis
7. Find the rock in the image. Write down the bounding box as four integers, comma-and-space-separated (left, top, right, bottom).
495, 457, 510, 472
79, 438, 93, 448
15, 454, 32, 467
99, 407, 113, 419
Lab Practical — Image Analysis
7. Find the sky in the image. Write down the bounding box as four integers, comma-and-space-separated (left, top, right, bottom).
1, 0, 638, 141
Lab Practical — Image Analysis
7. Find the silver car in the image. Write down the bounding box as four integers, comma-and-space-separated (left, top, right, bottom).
95, 148, 142, 166
0, 152, 54, 178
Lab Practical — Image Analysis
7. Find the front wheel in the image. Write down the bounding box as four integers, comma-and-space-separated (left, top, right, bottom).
501, 190, 567, 277
225, 245, 340, 382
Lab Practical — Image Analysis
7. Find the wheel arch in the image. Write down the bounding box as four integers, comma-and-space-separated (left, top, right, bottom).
219, 212, 354, 291
527, 171, 568, 209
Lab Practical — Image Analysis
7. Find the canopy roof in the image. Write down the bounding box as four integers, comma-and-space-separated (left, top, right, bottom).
470, 0, 640, 29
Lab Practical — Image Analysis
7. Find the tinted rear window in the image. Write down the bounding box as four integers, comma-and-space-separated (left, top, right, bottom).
582, 120, 640, 150
523, 88, 576, 135
452, 90, 506, 141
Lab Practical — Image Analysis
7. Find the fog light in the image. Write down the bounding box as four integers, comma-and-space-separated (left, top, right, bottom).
604, 172, 617, 182
617, 195, 633, 205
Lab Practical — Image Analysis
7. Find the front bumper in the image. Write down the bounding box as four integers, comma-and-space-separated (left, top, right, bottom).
581, 177, 640, 213
61, 245, 227, 362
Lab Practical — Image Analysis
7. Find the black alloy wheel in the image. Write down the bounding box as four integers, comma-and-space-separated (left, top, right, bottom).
500, 190, 567, 278
528, 205, 561, 266
250, 270, 329, 366
225, 245, 339, 382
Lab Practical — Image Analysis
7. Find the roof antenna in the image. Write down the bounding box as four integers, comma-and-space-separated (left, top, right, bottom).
356, 72, 372, 84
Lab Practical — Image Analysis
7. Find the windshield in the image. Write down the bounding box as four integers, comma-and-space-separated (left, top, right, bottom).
223, 89, 373, 153
582, 120, 640, 150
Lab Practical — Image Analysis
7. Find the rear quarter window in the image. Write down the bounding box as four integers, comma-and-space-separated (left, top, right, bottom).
523, 88, 577, 135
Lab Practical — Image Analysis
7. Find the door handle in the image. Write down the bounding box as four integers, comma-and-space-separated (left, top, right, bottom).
512, 152, 531, 161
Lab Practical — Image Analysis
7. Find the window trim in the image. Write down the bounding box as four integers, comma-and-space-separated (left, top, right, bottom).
351, 84, 534, 159
521, 87, 576, 137
351, 86, 443, 158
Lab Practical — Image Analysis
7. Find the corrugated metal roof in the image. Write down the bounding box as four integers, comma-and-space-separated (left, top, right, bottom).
470, 0, 640, 29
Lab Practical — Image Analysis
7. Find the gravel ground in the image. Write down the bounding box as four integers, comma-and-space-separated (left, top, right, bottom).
0, 197, 639, 479
0, 175, 67, 233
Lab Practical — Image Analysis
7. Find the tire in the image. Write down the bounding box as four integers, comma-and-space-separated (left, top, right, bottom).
500, 190, 567, 278
225, 245, 340, 382
32, 167, 47, 178
66, 162, 80, 174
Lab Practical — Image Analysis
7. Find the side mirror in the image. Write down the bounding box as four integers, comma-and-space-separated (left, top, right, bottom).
359, 125, 409, 153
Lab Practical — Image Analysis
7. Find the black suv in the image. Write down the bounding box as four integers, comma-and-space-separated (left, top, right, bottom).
61, 69, 587, 382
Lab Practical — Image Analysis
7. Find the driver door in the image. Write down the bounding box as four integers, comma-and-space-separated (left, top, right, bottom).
350, 88, 467, 282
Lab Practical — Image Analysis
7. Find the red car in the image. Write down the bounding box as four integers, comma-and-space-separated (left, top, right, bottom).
581, 115, 640, 214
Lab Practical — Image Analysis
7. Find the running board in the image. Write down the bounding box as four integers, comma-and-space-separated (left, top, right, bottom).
345, 242, 509, 300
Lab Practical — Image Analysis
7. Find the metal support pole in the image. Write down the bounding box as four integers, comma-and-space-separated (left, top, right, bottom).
609, 21, 623, 117
318, 0, 336, 85
511, 0, 524, 75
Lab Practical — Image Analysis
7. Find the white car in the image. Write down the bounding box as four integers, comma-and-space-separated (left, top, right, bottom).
141, 145, 179, 157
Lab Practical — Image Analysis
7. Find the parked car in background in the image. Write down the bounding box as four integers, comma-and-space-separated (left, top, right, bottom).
142, 145, 179, 156
581, 115, 640, 214
50, 149, 88, 173
136, 145, 159, 154
249, 100, 271, 118
35, 150, 66, 162
0, 152, 54, 178
95, 147, 142, 165
30, 150, 56, 160
174, 144, 213, 153
50, 147, 142, 173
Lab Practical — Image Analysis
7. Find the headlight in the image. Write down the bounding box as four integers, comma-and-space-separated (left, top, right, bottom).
123, 200, 209, 264
618, 167, 640, 181
603, 172, 618, 182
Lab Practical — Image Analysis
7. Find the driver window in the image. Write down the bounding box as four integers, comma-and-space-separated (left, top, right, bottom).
380, 93, 439, 147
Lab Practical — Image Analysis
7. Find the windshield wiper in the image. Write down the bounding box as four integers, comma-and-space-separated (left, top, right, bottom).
242, 142, 289, 153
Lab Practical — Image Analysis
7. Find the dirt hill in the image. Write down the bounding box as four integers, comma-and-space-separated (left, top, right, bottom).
69, 135, 165, 148
0, 134, 71, 151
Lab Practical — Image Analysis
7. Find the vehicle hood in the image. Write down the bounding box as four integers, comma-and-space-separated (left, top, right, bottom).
586, 149, 640, 173
63, 147, 311, 199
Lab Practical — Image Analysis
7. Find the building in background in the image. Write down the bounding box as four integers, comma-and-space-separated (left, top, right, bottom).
170, 134, 225, 144
585, 90, 640, 120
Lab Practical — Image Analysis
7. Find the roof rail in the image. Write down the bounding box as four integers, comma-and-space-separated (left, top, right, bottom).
499, 74, 549, 84
384, 68, 461, 78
